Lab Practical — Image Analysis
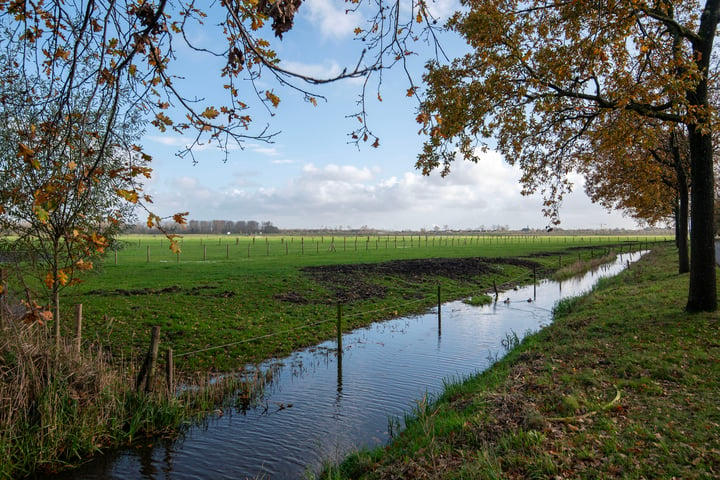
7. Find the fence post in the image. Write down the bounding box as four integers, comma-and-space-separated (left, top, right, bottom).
166, 347, 174, 395
114, 249, 118, 265
136, 326, 161, 393
203, 245, 207, 261
533, 265, 537, 299
437, 284, 442, 326
336, 304, 343, 356
0, 268, 6, 324
74, 304, 82, 354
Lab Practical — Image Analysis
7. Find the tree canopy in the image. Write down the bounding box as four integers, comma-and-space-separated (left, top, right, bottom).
417, 0, 720, 311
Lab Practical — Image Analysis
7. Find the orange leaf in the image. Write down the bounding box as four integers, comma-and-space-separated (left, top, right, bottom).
201, 106, 220, 119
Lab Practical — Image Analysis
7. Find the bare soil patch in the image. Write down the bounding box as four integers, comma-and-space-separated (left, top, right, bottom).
299, 256, 543, 304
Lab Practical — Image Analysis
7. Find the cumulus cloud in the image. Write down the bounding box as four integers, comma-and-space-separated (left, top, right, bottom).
303, 0, 362, 38
148, 148, 638, 230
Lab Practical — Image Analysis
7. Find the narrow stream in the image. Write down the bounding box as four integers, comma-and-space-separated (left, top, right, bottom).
53, 251, 645, 480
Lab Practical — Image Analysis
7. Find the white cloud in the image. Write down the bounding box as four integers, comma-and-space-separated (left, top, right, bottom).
148, 149, 639, 230
303, 0, 362, 38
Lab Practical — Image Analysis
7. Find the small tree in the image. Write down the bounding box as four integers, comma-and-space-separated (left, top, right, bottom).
0, 89, 150, 344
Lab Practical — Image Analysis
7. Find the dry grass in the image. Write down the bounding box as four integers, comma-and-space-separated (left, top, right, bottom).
0, 309, 186, 479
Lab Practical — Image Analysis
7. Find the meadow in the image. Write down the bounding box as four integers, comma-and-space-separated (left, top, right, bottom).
64, 232, 668, 373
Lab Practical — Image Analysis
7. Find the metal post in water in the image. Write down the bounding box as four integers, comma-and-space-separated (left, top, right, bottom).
437, 284, 442, 326
336, 304, 342, 356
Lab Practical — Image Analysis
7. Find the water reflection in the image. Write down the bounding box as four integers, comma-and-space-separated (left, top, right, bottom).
50, 252, 645, 480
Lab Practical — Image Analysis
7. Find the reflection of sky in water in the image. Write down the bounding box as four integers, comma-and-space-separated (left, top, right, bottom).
51, 252, 645, 480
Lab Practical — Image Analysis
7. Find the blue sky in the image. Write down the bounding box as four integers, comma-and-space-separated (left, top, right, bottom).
140, 0, 641, 231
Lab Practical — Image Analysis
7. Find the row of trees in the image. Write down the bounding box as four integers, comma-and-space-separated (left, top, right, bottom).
128, 220, 280, 235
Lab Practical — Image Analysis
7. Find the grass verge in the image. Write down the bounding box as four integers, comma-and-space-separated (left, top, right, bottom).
321, 245, 720, 479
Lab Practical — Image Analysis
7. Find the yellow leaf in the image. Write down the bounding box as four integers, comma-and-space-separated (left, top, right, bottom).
265, 90, 281, 108
116, 189, 139, 203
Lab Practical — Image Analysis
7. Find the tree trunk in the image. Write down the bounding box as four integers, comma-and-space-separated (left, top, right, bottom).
685, 0, 718, 312
677, 190, 689, 275
686, 125, 716, 312
673, 133, 689, 274
53, 244, 61, 347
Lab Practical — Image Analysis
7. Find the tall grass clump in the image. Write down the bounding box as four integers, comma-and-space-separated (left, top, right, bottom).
552, 251, 617, 281
0, 316, 185, 479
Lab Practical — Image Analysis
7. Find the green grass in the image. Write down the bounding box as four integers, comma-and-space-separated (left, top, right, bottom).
320, 244, 720, 479
60, 233, 665, 373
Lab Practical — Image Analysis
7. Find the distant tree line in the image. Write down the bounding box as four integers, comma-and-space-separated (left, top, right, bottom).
128, 220, 280, 235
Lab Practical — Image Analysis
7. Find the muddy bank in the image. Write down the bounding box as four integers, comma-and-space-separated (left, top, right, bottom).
293, 256, 546, 304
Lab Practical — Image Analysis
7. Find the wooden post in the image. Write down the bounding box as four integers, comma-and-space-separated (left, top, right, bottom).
336, 304, 342, 355
114, 249, 118, 265
136, 326, 161, 393
166, 348, 174, 394
203, 244, 207, 261
0, 268, 7, 324
74, 304, 82, 354
533, 265, 537, 299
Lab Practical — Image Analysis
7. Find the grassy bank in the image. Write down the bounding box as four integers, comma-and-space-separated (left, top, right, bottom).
320, 245, 720, 479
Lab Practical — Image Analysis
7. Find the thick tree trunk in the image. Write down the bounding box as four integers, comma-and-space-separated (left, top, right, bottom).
685, 0, 718, 312
686, 125, 716, 312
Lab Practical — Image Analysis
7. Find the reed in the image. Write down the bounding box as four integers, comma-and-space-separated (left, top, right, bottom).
552, 251, 617, 281
0, 318, 186, 478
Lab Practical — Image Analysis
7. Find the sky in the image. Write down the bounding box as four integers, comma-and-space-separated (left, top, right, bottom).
139, 0, 643, 232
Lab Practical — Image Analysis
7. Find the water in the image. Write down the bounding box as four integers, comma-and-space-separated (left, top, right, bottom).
53, 251, 645, 480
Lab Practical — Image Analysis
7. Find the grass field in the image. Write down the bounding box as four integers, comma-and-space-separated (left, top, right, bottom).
62, 233, 669, 373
